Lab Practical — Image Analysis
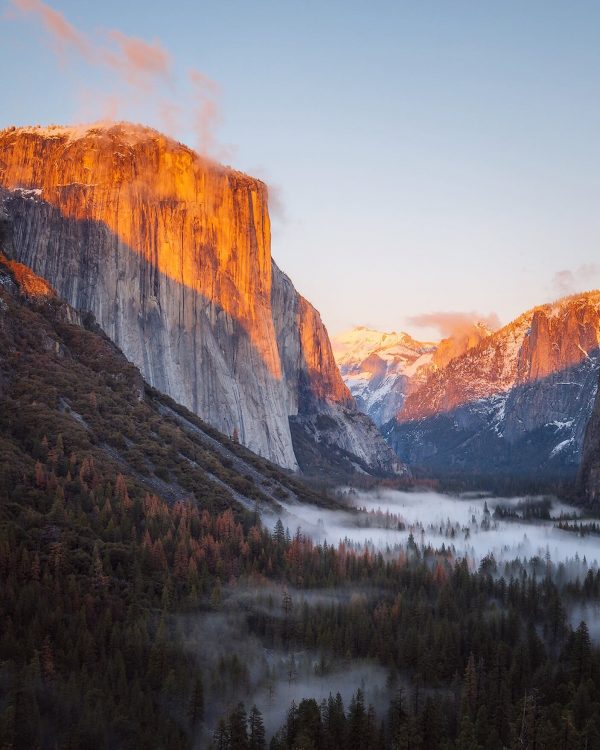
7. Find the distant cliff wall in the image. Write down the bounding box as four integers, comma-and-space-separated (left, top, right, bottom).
579, 374, 600, 507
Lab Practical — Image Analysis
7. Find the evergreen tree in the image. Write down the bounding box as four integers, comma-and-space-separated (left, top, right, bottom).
248, 705, 266, 750
228, 702, 249, 750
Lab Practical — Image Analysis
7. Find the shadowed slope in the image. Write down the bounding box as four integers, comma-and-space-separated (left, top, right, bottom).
0, 250, 339, 513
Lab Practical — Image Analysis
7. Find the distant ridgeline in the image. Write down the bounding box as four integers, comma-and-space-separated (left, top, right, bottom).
579, 370, 600, 508
334, 295, 600, 494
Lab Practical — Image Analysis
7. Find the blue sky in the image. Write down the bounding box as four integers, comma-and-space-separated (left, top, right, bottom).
1, 0, 599, 339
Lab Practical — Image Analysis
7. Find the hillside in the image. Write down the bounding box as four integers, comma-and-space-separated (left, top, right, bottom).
0, 244, 341, 522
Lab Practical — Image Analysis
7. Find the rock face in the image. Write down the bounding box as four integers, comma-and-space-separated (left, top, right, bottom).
332, 324, 490, 426
385, 293, 600, 482
0, 123, 396, 474
271, 265, 402, 475
579, 373, 600, 507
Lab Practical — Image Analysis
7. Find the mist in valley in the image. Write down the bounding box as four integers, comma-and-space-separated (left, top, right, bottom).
265, 488, 600, 570
174, 487, 600, 744
175, 587, 390, 745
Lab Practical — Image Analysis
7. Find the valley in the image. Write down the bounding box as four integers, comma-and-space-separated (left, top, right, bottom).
0, 14, 599, 743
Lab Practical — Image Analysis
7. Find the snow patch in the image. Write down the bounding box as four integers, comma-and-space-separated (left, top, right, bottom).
550, 438, 574, 458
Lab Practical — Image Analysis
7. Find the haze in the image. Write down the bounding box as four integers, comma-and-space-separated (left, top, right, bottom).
266, 488, 600, 569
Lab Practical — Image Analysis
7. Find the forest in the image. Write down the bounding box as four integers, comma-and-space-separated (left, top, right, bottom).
1, 426, 600, 748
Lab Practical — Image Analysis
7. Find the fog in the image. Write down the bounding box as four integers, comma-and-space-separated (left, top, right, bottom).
263, 488, 600, 569
569, 604, 600, 644
179, 489, 600, 743
176, 587, 389, 745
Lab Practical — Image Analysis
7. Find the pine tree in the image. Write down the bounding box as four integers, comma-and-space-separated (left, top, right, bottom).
348, 689, 367, 750
213, 718, 230, 750
248, 705, 266, 750
274, 519, 286, 545
570, 621, 592, 684
228, 703, 249, 750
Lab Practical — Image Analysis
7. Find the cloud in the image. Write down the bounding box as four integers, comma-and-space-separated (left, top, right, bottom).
247, 167, 288, 224
189, 68, 222, 157
104, 30, 171, 87
10, 0, 224, 157
265, 183, 287, 224
552, 264, 600, 297
407, 311, 500, 338
12, 0, 92, 62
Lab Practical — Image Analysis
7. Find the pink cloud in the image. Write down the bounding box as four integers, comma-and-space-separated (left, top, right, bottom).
407, 311, 500, 338
104, 30, 171, 87
11, 0, 224, 157
189, 69, 224, 158
12, 0, 91, 62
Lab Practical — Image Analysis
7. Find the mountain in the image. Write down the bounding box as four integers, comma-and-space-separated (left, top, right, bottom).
332, 328, 435, 426
332, 323, 491, 426
0, 123, 397, 477
384, 292, 600, 484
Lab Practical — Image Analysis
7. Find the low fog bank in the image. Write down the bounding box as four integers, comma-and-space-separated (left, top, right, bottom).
263, 488, 600, 569
175, 587, 388, 744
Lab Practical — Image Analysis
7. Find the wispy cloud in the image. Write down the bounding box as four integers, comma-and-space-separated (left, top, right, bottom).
104, 30, 171, 87
552, 264, 600, 297
407, 310, 500, 338
11, 0, 91, 61
189, 68, 222, 158
10, 0, 223, 158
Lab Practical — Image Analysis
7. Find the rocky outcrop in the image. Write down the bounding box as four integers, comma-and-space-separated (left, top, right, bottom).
0, 123, 396, 474
272, 265, 402, 476
386, 293, 600, 482
579, 374, 600, 507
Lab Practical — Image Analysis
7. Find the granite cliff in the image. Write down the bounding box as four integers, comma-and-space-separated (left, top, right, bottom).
0, 123, 397, 475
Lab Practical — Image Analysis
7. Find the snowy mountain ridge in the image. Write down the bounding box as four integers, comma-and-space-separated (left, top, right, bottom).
331, 322, 491, 426
385, 290, 600, 481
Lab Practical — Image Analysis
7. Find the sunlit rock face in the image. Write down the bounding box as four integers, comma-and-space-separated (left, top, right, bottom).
0, 123, 394, 472
386, 293, 600, 481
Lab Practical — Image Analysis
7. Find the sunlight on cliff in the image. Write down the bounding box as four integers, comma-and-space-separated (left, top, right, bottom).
0, 123, 283, 378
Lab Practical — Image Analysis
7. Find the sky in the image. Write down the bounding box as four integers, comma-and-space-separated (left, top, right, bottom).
1, 0, 600, 341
